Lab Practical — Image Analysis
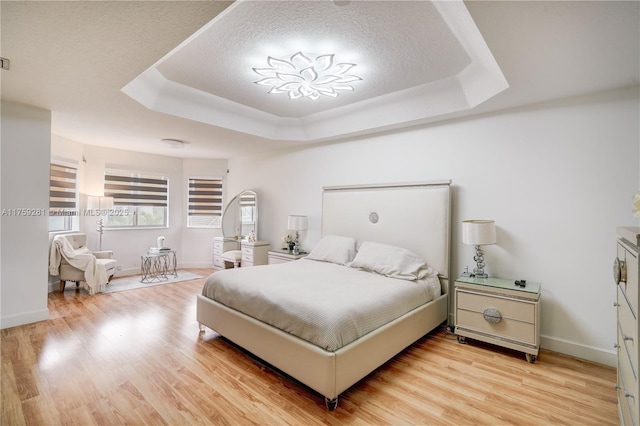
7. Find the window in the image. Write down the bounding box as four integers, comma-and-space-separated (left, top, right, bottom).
104, 170, 168, 228
49, 163, 77, 232
187, 177, 223, 228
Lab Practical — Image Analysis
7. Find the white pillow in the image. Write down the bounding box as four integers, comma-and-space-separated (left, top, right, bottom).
350, 241, 436, 281
306, 235, 358, 265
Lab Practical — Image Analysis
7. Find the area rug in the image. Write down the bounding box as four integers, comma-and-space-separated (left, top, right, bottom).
103, 270, 203, 294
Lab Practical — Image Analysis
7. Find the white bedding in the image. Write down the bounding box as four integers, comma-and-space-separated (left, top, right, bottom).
202, 259, 441, 351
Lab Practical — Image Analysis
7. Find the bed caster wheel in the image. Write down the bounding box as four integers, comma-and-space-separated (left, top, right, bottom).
526, 353, 537, 363
457, 335, 466, 344
325, 397, 338, 411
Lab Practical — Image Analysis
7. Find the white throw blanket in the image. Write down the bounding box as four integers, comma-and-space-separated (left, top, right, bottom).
49, 236, 107, 295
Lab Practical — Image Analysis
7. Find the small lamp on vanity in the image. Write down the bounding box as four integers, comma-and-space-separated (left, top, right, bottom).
287, 215, 308, 253
88, 196, 114, 251
462, 219, 497, 278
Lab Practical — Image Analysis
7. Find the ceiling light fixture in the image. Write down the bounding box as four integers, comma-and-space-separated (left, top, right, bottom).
253, 52, 362, 101
160, 138, 186, 148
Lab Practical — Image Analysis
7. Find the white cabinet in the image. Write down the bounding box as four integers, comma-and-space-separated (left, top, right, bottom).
268, 249, 308, 264
240, 240, 270, 267
213, 237, 239, 270
454, 275, 541, 363
615, 227, 640, 425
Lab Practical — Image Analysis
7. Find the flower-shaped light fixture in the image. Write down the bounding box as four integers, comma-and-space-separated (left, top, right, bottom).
253, 52, 362, 101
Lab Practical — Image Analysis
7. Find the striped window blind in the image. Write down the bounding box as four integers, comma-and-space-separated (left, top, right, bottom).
104, 171, 168, 207
49, 163, 77, 211
188, 177, 223, 227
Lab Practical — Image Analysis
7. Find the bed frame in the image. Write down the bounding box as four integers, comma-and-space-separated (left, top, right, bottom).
197, 180, 451, 409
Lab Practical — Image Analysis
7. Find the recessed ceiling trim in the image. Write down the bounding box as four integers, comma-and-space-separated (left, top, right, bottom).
122, 0, 508, 142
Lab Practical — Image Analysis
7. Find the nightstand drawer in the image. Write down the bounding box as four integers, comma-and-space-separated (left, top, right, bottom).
457, 290, 536, 323
456, 308, 536, 345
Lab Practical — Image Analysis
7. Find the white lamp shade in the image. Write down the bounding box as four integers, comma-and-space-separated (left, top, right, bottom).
88, 196, 114, 210
287, 215, 308, 231
462, 220, 497, 245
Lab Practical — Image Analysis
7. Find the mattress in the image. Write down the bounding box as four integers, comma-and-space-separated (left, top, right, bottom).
202, 259, 441, 351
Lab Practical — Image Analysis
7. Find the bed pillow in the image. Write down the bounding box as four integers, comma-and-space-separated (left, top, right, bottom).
305, 235, 358, 265
350, 241, 436, 281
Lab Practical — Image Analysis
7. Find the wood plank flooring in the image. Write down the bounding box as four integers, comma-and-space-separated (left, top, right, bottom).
2, 268, 617, 425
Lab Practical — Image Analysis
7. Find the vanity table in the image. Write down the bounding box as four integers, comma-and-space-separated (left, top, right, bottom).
213, 189, 262, 270
241, 240, 270, 267
213, 237, 239, 270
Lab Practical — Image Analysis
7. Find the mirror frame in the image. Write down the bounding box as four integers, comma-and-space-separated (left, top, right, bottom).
221, 190, 258, 240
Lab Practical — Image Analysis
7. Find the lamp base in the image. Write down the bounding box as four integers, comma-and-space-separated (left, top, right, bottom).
472, 245, 488, 278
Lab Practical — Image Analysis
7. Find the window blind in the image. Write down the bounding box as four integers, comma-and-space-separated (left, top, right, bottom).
49, 163, 77, 210
104, 171, 168, 207
188, 178, 223, 217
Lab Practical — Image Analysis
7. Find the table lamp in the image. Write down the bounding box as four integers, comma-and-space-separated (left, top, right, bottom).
287, 215, 308, 248
462, 219, 497, 278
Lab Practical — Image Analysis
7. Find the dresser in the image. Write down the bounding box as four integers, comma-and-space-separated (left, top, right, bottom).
454, 275, 541, 363
615, 227, 640, 425
240, 240, 271, 267
268, 249, 308, 264
212, 237, 239, 270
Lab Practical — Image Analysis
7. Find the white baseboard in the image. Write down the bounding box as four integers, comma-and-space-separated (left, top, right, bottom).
540, 335, 616, 367
444, 312, 616, 367
1, 308, 49, 330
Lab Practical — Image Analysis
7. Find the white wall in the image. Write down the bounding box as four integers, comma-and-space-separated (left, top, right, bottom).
227, 86, 640, 366
1, 101, 51, 329
46, 141, 228, 285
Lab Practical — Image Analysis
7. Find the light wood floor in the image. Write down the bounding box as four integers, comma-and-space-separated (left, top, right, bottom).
2, 268, 617, 425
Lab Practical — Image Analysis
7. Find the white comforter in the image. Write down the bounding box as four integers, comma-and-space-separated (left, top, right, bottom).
202, 259, 441, 351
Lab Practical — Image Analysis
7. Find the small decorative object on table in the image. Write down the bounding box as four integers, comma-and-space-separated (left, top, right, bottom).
248, 229, 256, 242
282, 233, 294, 251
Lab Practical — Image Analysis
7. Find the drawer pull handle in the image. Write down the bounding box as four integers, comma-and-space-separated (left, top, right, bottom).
623, 334, 634, 342
614, 302, 620, 307
615, 384, 622, 390
483, 308, 502, 324
625, 392, 635, 399
614, 343, 621, 349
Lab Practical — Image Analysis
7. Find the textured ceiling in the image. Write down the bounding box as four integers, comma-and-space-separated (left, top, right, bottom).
123, 0, 509, 141
1, 1, 638, 159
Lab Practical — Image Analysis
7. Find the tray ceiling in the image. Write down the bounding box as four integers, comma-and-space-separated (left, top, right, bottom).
122, 0, 508, 142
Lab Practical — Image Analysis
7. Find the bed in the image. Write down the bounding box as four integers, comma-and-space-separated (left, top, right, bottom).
197, 181, 451, 410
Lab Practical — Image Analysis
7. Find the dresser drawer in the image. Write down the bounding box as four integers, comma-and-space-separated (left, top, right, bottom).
213, 256, 225, 268
619, 286, 638, 375
618, 331, 638, 426
241, 246, 254, 262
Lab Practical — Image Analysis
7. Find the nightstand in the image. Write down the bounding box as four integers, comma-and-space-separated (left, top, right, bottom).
454, 275, 541, 363
268, 249, 308, 265
240, 240, 270, 267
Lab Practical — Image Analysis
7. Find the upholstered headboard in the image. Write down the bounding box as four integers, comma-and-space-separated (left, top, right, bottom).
321, 181, 451, 293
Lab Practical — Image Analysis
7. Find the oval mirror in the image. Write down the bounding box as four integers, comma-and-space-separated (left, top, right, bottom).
221, 190, 257, 240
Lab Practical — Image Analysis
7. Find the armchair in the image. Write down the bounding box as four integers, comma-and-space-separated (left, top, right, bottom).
49, 233, 117, 294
